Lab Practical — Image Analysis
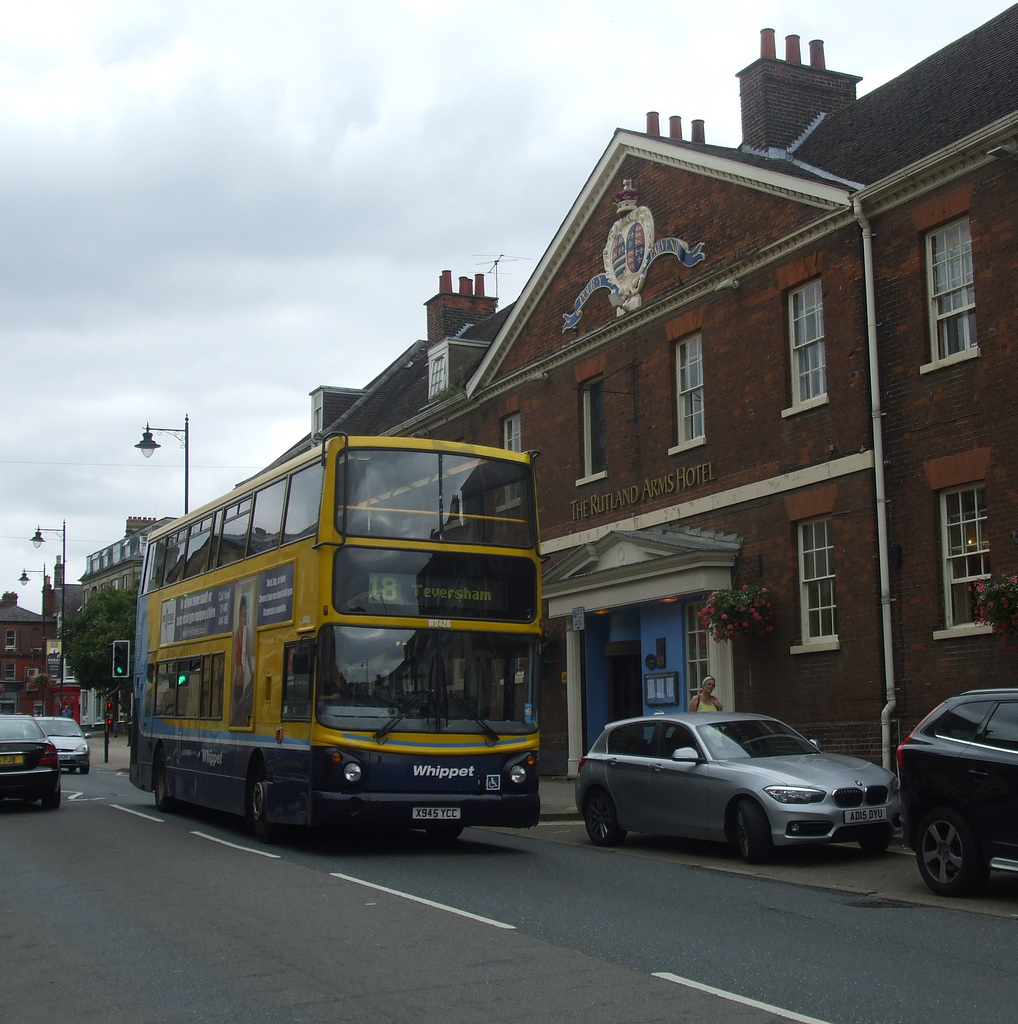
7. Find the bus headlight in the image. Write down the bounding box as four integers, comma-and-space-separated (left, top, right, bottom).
509, 764, 527, 785
343, 761, 363, 783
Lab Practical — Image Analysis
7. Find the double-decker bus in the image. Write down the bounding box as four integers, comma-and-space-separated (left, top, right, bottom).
129, 434, 541, 841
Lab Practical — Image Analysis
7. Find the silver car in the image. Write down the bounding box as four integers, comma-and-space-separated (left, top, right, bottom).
575, 713, 900, 863
36, 717, 91, 774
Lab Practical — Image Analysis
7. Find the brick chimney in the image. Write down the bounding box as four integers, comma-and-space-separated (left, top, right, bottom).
126, 516, 157, 535
424, 270, 498, 344
1, 591, 17, 609
738, 29, 860, 152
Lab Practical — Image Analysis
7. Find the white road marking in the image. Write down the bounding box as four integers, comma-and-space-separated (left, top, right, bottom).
654, 973, 835, 1024
191, 831, 282, 858
111, 804, 164, 822
331, 872, 515, 930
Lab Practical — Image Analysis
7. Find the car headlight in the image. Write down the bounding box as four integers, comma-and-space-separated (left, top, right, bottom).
74, 744, 88, 755
508, 764, 527, 785
343, 761, 363, 783
764, 785, 826, 804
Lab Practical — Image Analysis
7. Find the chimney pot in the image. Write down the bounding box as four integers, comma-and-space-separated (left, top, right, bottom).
668, 115, 682, 140
646, 110, 660, 135
474, 273, 485, 297
439, 270, 453, 293
459, 275, 472, 296
760, 28, 776, 59
809, 39, 825, 69
691, 119, 705, 144
785, 34, 801, 63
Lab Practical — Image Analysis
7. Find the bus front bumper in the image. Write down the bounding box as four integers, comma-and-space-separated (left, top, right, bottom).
311, 789, 540, 830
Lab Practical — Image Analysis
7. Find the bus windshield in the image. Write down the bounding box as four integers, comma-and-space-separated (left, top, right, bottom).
337, 447, 533, 547
316, 625, 538, 736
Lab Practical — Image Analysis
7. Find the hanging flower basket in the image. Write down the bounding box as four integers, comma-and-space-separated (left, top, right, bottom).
698, 583, 774, 643
972, 574, 1018, 643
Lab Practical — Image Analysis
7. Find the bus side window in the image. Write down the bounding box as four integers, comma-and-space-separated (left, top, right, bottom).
282, 640, 313, 721
283, 462, 323, 544
217, 498, 252, 567
162, 528, 188, 586
184, 516, 214, 580
249, 479, 286, 556
144, 538, 168, 593
155, 661, 177, 718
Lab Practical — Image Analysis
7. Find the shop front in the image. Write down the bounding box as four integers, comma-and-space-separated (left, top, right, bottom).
543, 525, 740, 774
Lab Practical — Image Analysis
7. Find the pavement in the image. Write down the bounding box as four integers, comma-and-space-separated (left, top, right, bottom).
88, 732, 581, 820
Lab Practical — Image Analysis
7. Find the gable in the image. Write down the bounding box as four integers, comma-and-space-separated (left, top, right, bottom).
468, 131, 851, 393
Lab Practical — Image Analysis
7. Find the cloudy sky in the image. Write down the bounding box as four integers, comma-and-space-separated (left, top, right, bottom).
1, 0, 1012, 614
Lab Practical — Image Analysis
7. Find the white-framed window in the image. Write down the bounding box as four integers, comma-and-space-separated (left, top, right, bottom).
502, 413, 521, 453
676, 334, 704, 444
311, 390, 324, 436
428, 349, 448, 399
686, 602, 709, 699
4, 628, 15, 650
799, 517, 837, 640
499, 413, 522, 510
580, 378, 606, 480
942, 485, 989, 627
790, 280, 826, 405
928, 218, 977, 362
26, 667, 39, 679
3, 662, 14, 681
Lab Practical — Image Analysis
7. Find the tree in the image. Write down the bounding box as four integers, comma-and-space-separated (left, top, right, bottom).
64, 586, 138, 698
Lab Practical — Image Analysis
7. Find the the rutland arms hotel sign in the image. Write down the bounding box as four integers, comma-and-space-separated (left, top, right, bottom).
571, 462, 716, 521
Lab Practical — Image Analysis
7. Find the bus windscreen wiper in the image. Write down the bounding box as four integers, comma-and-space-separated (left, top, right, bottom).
374, 689, 432, 742
446, 689, 499, 744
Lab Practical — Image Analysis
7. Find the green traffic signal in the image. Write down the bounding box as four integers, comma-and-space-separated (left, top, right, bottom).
111, 640, 130, 677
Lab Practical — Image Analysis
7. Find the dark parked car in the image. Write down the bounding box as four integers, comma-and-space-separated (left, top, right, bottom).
897, 688, 1018, 896
0, 715, 62, 808
576, 712, 899, 863
36, 716, 91, 773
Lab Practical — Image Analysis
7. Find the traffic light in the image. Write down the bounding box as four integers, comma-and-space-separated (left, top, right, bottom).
105, 699, 113, 726
111, 640, 131, 678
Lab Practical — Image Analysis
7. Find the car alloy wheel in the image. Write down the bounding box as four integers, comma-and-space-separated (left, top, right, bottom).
734, 798, 773, 864
916, 806, 989, 897
583, 788, 626, 846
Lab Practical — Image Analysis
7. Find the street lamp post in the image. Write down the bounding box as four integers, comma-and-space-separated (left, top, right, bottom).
135, 414, 189, 514
30, 521, 66, 714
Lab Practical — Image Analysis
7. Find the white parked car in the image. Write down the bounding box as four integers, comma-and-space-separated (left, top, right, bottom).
36, 717, 91, 774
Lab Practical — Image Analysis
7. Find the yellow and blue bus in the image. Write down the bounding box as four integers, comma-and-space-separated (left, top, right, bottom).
129, 434, 541, 841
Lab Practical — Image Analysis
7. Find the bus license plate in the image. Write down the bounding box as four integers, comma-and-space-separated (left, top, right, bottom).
412, 807, 461, 820
0, 754, 25, 765
844, 807, 886, 824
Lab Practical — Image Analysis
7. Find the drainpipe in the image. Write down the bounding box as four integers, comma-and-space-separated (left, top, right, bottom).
853, 196, 897, 769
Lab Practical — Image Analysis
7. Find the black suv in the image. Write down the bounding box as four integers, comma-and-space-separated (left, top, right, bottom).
897, 689, 1018, 896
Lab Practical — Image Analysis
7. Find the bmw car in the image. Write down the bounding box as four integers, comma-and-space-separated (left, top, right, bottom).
0, 715, 62, 808
36, 717, 91, 774
575, 712, 899, 863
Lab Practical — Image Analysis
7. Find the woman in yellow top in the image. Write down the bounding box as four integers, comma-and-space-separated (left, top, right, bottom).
689, 676, 723, 712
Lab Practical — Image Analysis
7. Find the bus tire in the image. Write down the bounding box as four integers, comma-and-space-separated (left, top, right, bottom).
153, 749, 175, 812
247, 763, 277, 844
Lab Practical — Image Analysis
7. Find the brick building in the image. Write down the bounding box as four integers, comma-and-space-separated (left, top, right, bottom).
1, 578, 59, 716
314, 9, 1018, 774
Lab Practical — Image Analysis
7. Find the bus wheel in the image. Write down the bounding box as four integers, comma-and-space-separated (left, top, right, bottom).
153, 750, 175, 812
425, 823, 464, 842
248, 765, 277, 844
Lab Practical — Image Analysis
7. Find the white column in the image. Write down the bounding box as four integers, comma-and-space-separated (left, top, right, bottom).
566, 627, 584, 776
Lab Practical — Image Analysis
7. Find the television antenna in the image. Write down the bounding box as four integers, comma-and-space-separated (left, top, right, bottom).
472, 253, 529, 299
